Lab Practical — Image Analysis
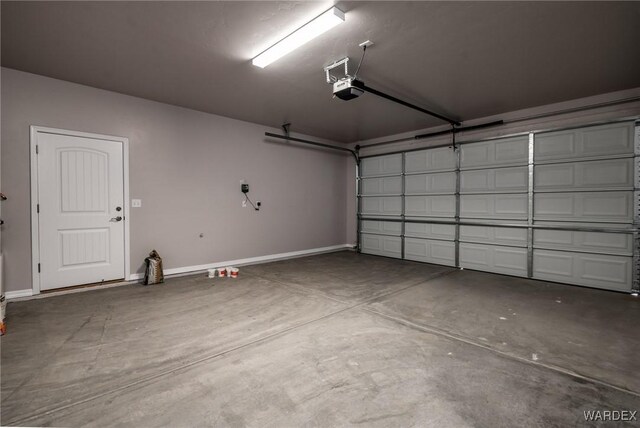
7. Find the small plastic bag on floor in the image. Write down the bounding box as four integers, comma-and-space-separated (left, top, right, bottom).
143, 250, 164, 285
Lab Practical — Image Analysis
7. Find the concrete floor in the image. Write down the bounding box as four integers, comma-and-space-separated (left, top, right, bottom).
1, 251, 639, 427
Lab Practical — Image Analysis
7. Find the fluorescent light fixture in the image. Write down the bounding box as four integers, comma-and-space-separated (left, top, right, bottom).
252, 7, 345, 68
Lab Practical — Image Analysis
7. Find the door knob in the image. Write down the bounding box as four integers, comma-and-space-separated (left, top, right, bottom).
110, 216, 123, 222
116, 206, 122, 212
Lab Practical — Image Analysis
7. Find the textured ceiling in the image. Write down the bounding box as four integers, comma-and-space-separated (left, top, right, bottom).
2, 1, 640, 143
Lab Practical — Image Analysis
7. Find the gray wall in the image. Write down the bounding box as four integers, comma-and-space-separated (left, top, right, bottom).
1, 68, 348, 293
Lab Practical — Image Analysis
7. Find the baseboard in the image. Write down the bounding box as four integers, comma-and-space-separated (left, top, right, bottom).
5, 289, 34, 300
5, 244, 353, 301
129, 244, 352, 280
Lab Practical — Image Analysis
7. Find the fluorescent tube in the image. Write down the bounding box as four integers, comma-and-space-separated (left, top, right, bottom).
252, 7, 345, 68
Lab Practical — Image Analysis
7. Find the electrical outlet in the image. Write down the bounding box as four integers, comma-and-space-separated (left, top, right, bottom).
131, 199, 142, 208
242, 200, 247, 208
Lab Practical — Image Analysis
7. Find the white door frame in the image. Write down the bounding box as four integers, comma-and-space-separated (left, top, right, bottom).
30, 126, 131, 294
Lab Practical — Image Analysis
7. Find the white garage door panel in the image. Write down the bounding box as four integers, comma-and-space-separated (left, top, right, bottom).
460, 136, 529, 169
405, 195, 456, 217
360, 220, 402, 236
459, 225, 527, 247
534, 122, 634, 162
359, 121, 638, 294
533, 250, 632, 292
404, 238, 456, 266
360, 176, 403, 195
460, 194, 528, 220
534, 158, 633, 191
533, 229, 633, 255
360, 154, 403, 177
460, 166, 528, 193
460, 243, 527, 276
360, 234, 402, 258
405, 172, 456, 194
361, 196, 402, 216
534, 220, 631, 229
405, 222, 456, 240
534, 192, 633, 223
405, 147, 456, 173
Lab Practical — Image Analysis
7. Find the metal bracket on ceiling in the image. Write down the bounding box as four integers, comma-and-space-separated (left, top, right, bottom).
324, 57, 350, 84
282, 123, 291, 138
451, 124, 457, 151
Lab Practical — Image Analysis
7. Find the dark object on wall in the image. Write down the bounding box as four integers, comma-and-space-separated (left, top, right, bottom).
0, 192, 6, 226
143, 250, 164, 285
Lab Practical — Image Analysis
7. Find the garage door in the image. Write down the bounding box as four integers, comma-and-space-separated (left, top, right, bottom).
532, 122, 636, 292
459, 135, 529, 276
358, 120, 639, 293
404, 147, 457, 266
359, 154, 403, 258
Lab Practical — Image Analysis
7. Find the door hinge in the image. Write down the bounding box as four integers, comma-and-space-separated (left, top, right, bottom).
37, 204, 40, 213
38, 263, 41, 273
36, 145, 39, 154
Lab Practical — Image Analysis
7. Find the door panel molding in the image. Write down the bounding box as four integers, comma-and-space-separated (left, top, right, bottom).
30, 126, 130, 294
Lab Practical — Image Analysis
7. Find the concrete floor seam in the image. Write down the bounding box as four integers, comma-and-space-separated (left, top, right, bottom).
361, 306, 640, 399
2, 315, 98, 403
241, 271, 350, 305
8, 268, 458, 425
244, 268, 458, 308
7, 271, 339, 424
8, 300, 361, 425
8, 259, 640, 426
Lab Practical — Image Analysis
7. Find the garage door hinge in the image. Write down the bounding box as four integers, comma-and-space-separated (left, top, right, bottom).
38, 263, 41, 273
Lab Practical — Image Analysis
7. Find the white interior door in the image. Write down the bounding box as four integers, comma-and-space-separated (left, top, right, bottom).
36, 131, 125, 291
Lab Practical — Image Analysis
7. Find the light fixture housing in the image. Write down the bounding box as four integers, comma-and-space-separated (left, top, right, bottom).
252, 7, 345, 68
